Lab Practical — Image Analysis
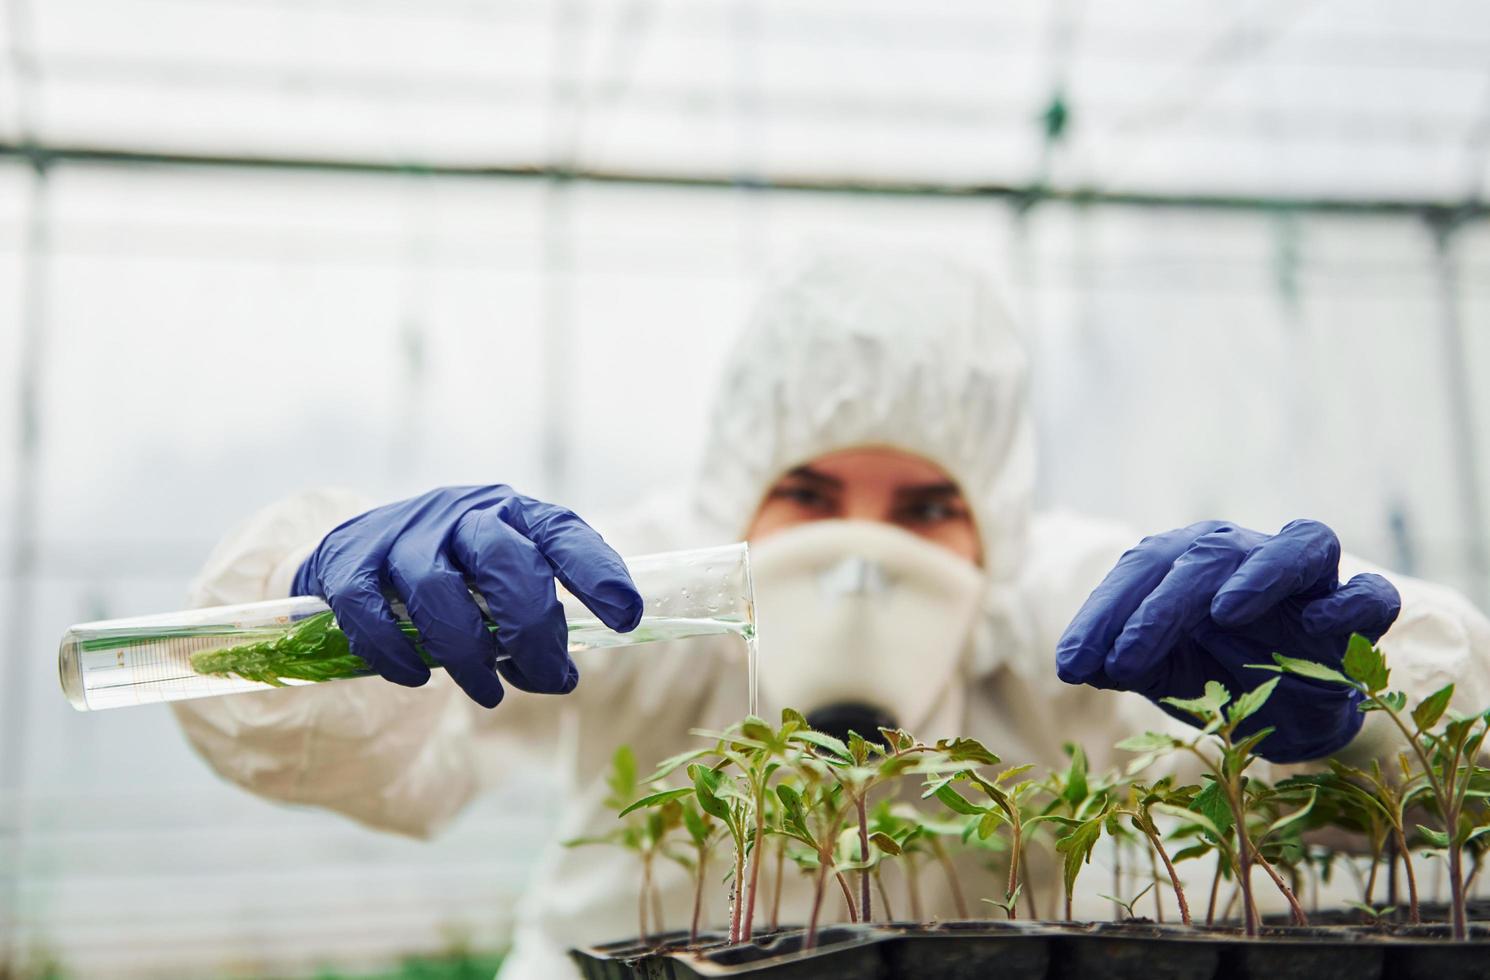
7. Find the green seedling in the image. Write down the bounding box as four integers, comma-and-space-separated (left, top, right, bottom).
774, 725, 973, 944
834, 727, 987, 923
650, 711, 801, 944
914, 809, 977, 919
869, 801, 947, 922
1109, 778, 1196, 924
633, 795, 719, 945
1038, 744, 1122, 921
831, 823, 902, 922
1343, 900, 1397, 925
1259, 634, 1490, 939
1280, 759, 1425, 920
922, 748, 1050, 919
1099, 882, 1156, 921
686, 759, 754, 943
774, 768, 854, 947
1117, 676, 1308, 935
566, 746, 685, 945
980, 885, 1024, 919
680, 710, 873, 947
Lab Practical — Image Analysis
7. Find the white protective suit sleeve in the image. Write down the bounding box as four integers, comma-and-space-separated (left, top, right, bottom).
171, 488, 483, 839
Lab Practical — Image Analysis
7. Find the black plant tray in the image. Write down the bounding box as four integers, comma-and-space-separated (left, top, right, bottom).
571, 919, 1490, 980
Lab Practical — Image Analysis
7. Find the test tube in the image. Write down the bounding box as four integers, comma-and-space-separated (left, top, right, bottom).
60, 542, 753, 711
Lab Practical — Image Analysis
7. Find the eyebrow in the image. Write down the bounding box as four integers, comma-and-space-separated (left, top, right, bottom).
893, 482, 963, 498
783, 466, 844, 490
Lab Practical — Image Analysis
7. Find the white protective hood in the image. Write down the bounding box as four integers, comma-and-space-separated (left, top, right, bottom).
696, 246, 1034, 578
691, 246, 1038, 687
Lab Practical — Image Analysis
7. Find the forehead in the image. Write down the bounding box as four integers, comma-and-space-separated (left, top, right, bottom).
791, 447, 961, 491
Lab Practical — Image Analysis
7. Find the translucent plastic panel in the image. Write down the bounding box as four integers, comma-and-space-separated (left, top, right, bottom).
31, 0, 552, 162
16, 0, 1490, 196
559, 183, 752, 521
0, 164, 29, 543
1019, 203, 1479, 599
34, 165, 547, 578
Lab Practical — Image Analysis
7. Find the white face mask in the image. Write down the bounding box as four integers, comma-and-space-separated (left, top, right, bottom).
749, 520, 984, 738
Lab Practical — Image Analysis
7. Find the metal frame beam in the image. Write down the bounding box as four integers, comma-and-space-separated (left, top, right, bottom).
1, 141, 1484, 221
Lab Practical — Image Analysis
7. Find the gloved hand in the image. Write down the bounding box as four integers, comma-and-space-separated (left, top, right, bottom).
1055, 519, 1402, 763
292, 485, 643, 708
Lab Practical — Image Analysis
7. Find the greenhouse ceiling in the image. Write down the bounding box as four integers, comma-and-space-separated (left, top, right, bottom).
1, 0, 1488, 206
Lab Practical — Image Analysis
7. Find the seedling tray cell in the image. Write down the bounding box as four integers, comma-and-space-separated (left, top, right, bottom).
1212, 928, 1385, 980
881, 921, 1051, 980
1048, 923, 1220, 980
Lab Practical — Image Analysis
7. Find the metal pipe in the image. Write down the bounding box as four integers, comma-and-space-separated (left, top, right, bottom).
0, 141, 1483, 221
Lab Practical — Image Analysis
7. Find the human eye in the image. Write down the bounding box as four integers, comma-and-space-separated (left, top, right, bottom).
898, 497, 967, 524
770, 484, 832, 510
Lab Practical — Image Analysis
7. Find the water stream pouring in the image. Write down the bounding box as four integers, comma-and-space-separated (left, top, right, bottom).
59, 542, 756, 713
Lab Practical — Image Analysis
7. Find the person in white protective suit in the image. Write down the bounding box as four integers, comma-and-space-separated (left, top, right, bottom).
173, 248, 1490, 980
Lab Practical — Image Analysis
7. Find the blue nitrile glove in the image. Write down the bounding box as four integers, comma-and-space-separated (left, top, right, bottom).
1055, 519, 1402, 763
292, 485, 643, 709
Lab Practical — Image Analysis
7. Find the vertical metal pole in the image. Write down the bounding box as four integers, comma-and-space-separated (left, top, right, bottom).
391, 173, 431, 486
732, 0, 767, 278
1430, 218, 1490, 609
2, 0, 44, 967
1, 151, 48, 979
540, 180, 574, 500
539, 0, 585, 501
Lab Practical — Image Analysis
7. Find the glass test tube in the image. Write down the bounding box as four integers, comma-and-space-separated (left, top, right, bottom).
60, 542, 753, 711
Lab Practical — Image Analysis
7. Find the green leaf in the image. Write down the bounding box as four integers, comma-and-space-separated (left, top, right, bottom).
782, 707, 808, 729
1116, 731, 1180, 753
681, 802, 710, 844
1161, 681, 1231, 722
774, 783, 807, 825
1099, 883, 1154, 916
1343, 634, 1390, 692
1158, 780, 1233, 842
995, 763, 1036, 784
1269, 653, 1351, 686
1343, 900, 1396, 920
788, 729, 853, 762
1229, 728, 1275, 770
869, 831, 901, 855
645, 746, 714, 783
1229, 678, 1280, 727
1416, 824, 1451, 849
607, 745, 638, 803
1411, 684, 1455, 733
1151, 801, 1227, 842
977, 810, 1004, 840
1263, 789, 1317, 840
1055, 814, 1105, 898
1362, 691, 1408, 713
688, 728, 771, 752
740, 716, 775, 744
1063, 743, 1089, 805
1169, 843, 1213, 863
935, 737, 1002, 767
690, 764, 731, 821
933, 783, 987, 817
617, 786, 694, 818
981, 883, 1023, 918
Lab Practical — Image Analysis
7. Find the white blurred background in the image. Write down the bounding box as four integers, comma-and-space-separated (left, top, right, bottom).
2, 0, 1488, 976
